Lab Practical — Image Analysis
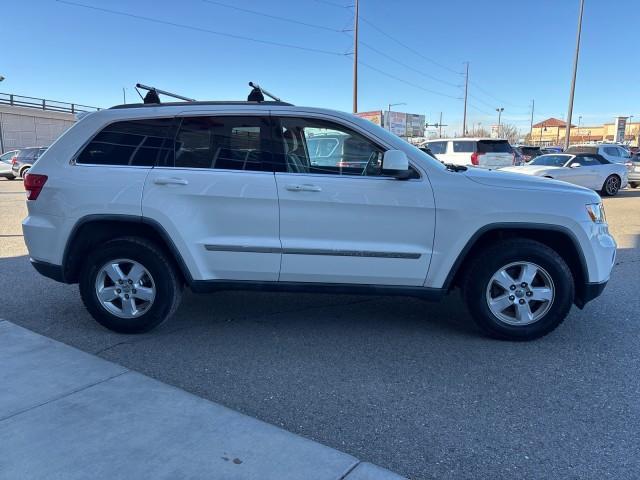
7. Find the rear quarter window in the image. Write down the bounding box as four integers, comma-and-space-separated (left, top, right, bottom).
477, 140, 512, 153
76, 118, 175, 166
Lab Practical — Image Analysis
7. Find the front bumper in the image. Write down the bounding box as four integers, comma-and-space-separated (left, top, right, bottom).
30, 259, 66, 283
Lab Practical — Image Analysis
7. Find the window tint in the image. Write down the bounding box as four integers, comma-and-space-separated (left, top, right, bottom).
572, 155, 601, 166
77, 118, 174, 166
274, 117, 387, 176
18, 148, 40, 159
174, 116, 272, 171
566, 146, 597, 155
427, 141, 447, 154
530, 155, 569, 167
453, 141, 475, 153
477, 140, 512, 153
603, 146, 620, 157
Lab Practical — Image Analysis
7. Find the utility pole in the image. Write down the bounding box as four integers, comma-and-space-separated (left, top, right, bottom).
529, 99, 535, 142
352, 0, 359, 113
496, 107, 504, 137
564, 0, 585, 150
123, 87, 127, 104
462, 62, 469, 137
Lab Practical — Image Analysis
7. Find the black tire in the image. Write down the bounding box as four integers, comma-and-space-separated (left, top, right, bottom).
462, 239, 574, 341
6, 175, 16, 180
600, 174, 621, 196
630, 182, 638, 189
79, 237, 182, 333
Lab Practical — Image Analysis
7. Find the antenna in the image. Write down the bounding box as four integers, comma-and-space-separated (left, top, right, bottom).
135, 83, 196, 103
248, 82, 281, 102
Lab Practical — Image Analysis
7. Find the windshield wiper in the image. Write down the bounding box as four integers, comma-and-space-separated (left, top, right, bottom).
443, 163, 468, 172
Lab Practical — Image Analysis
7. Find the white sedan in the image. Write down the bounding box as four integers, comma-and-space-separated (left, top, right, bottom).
502, 153, 628, 196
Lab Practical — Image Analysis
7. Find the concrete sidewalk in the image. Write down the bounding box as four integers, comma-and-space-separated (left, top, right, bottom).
0, 320, 405, 480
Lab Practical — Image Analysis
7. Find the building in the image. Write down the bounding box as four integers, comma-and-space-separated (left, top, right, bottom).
0, 93, 99, 153
529, 117, 640, 147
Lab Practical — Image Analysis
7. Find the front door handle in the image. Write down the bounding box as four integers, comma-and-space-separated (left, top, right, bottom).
154, 177, 189, 186
285, 184, 322, 192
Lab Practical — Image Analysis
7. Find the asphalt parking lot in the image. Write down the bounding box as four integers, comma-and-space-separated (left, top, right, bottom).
1, 178, 639, 480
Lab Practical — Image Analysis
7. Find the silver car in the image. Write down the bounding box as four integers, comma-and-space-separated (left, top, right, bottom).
0, 150, 19, 180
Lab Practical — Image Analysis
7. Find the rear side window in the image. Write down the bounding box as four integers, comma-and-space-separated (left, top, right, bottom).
173, 116, 273, 171
18, 148, 40, 159
453, 141, 475, 153
477, 140, 512, 153
427, 141, 447, 154
566, 146, 597, 155
76, 118, 175, 166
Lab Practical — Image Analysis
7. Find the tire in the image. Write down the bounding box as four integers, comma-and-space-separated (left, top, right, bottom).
600, 174, 621, 196
79, 237, 182, 333
630, 182, 638, 189
462, 239, 574, 341
20, 167, 30, 179
5, 175, 16, 180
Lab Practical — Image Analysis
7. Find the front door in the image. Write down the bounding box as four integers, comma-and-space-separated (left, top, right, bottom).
142, 114, 281, 281
272, 114, 435, 286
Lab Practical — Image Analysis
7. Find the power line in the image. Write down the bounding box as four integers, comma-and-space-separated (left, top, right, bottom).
356, 59, 462, 100
201, 0, 349, 32
359, 16, 463, 76
311, 0, 353, 9
469, 80, 528, 109
55, 0, 348, 57
358, 39, 461, 89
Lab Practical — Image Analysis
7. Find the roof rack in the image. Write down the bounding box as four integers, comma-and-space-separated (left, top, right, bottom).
110, 81, 292, 109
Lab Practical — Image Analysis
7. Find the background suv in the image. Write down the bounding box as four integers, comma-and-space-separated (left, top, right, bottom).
565, 144, 633, 174
22, 101, 615, 341
425, 138, 515, 168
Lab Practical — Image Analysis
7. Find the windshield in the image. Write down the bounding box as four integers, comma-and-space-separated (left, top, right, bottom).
529, 154, 570, 167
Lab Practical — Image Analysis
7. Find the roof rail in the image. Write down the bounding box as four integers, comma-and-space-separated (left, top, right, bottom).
109, 100, 293, 109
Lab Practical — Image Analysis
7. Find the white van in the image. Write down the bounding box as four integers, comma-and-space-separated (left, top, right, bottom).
425, 138, 515, 169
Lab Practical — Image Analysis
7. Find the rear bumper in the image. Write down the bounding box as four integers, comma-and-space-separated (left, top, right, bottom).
575, 280, 608, 308
30, 259, 66, 283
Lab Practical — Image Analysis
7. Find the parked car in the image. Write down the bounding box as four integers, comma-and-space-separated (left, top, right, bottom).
0, 150, 20, 180
541, 146, 563, 154
502, 153, 628, 196
518, 146, 543, 162
565, 144, 633, 174
423, 138, 515, 169
11, 147, 48, 179
629, 155, 640, 188
22, 99, 615, 341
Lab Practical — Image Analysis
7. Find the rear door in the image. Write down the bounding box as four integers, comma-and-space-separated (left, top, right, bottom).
272, 113, 435, 286
476, 140, 514, 168
142, 113, 281, 282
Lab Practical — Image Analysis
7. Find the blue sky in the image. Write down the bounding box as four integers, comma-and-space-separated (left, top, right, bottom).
3, 0, 639, 135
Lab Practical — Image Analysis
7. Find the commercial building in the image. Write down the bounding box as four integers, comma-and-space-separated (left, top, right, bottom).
529, 117, 640, 147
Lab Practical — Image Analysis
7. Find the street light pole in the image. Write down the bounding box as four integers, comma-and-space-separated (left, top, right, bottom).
496, 107, 504, 137
529, 99, 535, 143
462, 62, 469, 137
564, 0, 585, 150
386, 102, 406, 132
352, 0, 359, 113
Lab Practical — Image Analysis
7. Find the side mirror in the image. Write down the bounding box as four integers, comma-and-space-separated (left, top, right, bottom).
570, 162, 581, 168
382, 150, 410, 179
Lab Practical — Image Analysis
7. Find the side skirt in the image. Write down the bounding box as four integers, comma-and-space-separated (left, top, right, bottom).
190, 280, 447, 300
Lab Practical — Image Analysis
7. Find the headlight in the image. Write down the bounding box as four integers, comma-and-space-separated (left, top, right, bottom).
586, 203, 606, 223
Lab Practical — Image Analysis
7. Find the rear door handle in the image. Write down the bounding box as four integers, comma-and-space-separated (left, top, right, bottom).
154, 177, 189, 186
285, 184, 322, 192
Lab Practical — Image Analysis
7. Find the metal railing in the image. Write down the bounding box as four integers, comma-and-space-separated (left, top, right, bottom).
0, 92, 100, 114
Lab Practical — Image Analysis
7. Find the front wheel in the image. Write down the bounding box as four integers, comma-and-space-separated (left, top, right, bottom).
463, 239, 574, 341
630, 182, 638, 189
79, 237, 182, 333
601, 175, 620, 196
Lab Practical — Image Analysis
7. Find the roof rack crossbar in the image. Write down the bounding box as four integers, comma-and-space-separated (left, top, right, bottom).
136, 83, 196, 102
248, 82, 281, 102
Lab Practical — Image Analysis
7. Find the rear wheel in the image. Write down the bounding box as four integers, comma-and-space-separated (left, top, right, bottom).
601, 175, 620, 196
79, 237, 182, 333
462, 239, 574, 341
630, 182, 638, 189
19, 167, 30, 179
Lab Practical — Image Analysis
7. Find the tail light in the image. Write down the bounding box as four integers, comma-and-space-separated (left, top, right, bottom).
11, 156, 18, 165
470, 152, 479, 165
24, 173, 48, 200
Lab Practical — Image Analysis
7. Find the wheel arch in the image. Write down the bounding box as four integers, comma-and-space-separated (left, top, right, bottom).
444, 223, 590, 306
62, 215, 193, 285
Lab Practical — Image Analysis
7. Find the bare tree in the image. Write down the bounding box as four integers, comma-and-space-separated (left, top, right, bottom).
466, 126, 491, 137
500, 123, 521, 144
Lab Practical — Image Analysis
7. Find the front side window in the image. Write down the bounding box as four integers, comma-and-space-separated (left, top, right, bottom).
573, 155, 602, 166
76, 118, 174, 166
174, 116, 272, 171
274, 117, 386, 176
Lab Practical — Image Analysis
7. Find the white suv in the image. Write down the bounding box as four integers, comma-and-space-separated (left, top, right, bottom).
22, 100, 616, 340
424, 138, 515, 169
